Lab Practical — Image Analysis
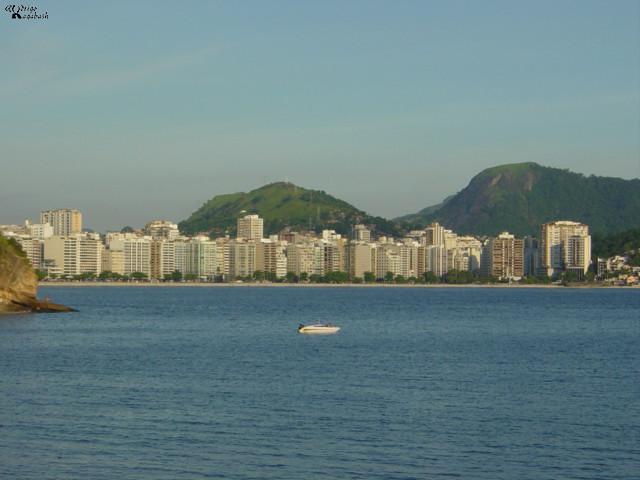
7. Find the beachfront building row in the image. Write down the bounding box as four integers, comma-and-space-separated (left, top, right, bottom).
1, 212, 592, 281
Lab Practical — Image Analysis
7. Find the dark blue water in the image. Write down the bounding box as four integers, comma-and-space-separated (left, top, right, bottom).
1, 286, 639, 479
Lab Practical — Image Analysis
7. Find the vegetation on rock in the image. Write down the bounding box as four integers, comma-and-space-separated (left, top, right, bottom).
397, 162, 640, 236
592, 228, 640, 265
179, 181, 400, 237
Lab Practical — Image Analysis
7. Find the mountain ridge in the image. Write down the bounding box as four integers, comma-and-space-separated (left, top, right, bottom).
179, 164, 639, 239
396, 162, 639, 236
178, 181, 400, 237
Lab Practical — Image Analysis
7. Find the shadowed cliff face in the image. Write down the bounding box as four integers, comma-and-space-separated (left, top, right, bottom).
0, 236, 38, 313
0, 236, 73, 313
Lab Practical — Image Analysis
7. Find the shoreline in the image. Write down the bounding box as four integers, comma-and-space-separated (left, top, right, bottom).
38, 281, 634, 289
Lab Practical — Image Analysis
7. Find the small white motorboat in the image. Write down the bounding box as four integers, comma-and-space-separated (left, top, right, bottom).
297, 323, 341, 335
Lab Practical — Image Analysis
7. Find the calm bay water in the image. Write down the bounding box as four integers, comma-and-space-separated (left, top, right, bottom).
1, 286, 638, 479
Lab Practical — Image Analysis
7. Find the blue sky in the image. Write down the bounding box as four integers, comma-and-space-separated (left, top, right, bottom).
1, 1, 639, 231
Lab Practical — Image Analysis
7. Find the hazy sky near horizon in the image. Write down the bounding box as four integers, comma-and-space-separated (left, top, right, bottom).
1, 1, 639, 231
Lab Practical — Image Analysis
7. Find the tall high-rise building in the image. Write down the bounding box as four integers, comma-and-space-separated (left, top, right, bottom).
375, 244, 399, 279
237, 214, 264, 241
150, 240, 176, 280
102, 249, 124, 275
40, 209, 82, 236
189, 236, 218, 279
229, 240, 256, 278
484, 232, 524, 280
323, 239, 346, 273
540, 221, 591, 277
424, 222, 445, 247
424, 223, 447, 275
215, 237, 231, 276
260, 239, 287, 278
523, 236, 539, 276
346, 242, 374, 278
425, 245, 447, 277
174, 239, 189, 276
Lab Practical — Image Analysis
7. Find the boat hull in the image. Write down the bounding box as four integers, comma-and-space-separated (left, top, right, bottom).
298, 325, 341, 335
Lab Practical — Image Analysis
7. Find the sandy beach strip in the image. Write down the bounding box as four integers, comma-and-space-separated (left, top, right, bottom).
39, 281, 626, 289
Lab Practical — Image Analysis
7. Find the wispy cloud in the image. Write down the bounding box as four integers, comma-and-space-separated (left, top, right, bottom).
54, 45, 219, 96
0, 38, 219, 101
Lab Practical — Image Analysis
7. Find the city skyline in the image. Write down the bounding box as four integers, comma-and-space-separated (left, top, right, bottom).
2, 209, 598, 283
2, 1, 639, 231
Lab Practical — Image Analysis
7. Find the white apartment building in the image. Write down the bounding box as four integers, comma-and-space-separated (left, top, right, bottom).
425, 222, 445, 247
26, 221, 53, 240
15, 236, 44, 270
425, 245, 447, 277
0, 224, 28, 236
540, 221, 591, 277
174, 239, 189, 276
173, 236, 218, 278
229, 240, 256, 278
423, 223, 447, 275
107, 235, 152, 276
286, 243, 323, 276
40, 209, 82, 236
215, 237, 231, 276
237, 214, 264, 241
346, 242, 374, 278
374, 241, 418, 279
323, 240, 346, 273
482, 232, 524, 280
190, 236, 218, 279
352, 224, 371, 242
259, 239, 288, 278
144, 220, 180, 241
150, 239, 176, 280
43, 233, 102, 276
448, 236, 482, 272
102, 249, 125, 275
375, 243, 401, 279
322, 230, 342, 242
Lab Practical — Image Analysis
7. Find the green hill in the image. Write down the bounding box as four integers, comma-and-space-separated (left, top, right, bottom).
179, 182, 400, 237
397, 162, 640, 236
592, 227, 640, 261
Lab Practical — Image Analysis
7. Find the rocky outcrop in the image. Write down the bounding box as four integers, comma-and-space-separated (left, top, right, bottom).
0, 235, 74, 314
